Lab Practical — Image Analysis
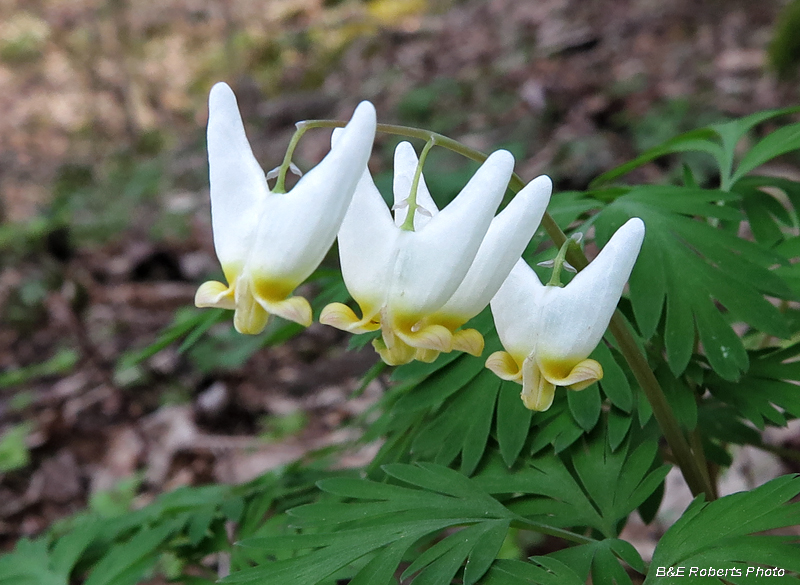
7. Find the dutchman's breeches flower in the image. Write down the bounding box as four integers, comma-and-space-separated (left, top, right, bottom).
194, 82, 376, 334
321, 140, 552, 366
486, 218, 645, 411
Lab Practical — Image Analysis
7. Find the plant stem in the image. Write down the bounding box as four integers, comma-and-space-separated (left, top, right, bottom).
273, 123, 311, 193
296, 119, 717, 500
400, 137, 436, 231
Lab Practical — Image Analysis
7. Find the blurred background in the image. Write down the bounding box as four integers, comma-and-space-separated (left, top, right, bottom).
1, 0, 800, 553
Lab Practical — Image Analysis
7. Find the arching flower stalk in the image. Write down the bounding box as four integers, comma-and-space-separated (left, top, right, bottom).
486, 218, 645, 411
194, 82, 376, 334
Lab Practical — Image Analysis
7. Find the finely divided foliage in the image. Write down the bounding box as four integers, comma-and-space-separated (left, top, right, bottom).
3, 97, 800, 584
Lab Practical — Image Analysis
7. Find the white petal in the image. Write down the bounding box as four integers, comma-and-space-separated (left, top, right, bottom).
537, 217, 645, 360
391, 141, 438, 229
490, 258, 547, 359
207, 82, 268, 269
389, 150, 515, 316
248, 101, 377, 283
437, 175, 552, 320
337, 170, 397, 312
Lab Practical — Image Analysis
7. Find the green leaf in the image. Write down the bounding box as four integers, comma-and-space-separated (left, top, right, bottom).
731, 122, 800, 184
705, 342, 800, 430
461, 373, 502, 475
607, 409, 632, 451
596, 186, 792, 380
50, 518, 102, 577
348, 539, 410, 585
497, 381, 532, 467
590, 128, 722, 187
463, 521, 510, 585
645, 475, 800, 584
479, 557, 585, 585
571, 437, 669, 537
232, 465, 572, 585
594, 343, 633, 413
528, 402, 584, 454
84, 522, 178, 585
567, 385, 601, 432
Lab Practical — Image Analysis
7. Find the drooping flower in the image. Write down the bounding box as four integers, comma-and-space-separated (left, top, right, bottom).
401, 169, 553, 363
486, 218, 645, 411
320, 140, 550, 365
194, 82, 376, 334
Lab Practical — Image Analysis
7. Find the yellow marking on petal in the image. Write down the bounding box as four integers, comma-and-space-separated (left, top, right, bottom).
485, 351, 522, 381
320, 303, 381, 333
452, 329, 484, 357
252, 275, 299, 303
265, 295, 313, 327
539, 357, 603, 390
426, 312, 471, 332
520, 356, 556, 411
195, 280, 235, 309
221, 264, 241, 288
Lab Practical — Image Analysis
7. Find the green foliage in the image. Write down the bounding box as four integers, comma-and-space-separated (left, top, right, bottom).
9, 97, 800, 585
646, 475, 800, 583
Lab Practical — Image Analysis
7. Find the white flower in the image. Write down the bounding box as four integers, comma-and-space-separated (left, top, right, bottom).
194, 82, 376, 334
486, 218, 645, 411
321, 141, 550, 365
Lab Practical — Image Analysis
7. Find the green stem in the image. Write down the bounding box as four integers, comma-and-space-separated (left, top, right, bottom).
273, 123, 311, 193
545, 236, 577, 286
296, 119, 716, 500
400, 137, 436, 231
511, 518, 596, 545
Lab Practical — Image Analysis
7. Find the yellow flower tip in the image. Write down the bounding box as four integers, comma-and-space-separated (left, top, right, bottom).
452, 328, 484, 357
373, 336, 415, 366
520, 378, 556, 412
233, 301, 270, 335
485, 351, 522, 381
414, 348, 441, 363
565, 358, 603, 391
396, 323, 453, 352
268, 295, 313, 327
195, 280, 235, 309
320, 303, 381, 333
540, 357, 603, 391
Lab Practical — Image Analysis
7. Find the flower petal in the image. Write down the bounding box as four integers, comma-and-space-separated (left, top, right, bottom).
489, 258, 547, 360
520, 356, 556, 411
392, 141, 438, 229
206, 82, 268, 270
232, 277, 270, 334
336, 169, 397, 316
320, 302, 381, 333
393, 321, 453, 352
452, 328, 484, 356
195, 280, 235, 310
436, 174, 552, 322
248, 101, 377, 286
536, 218, 645, 362
539, 357, 603, 390
485, 351, 522, 382
373, 336, 415, 366
389, 149, 515, 317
